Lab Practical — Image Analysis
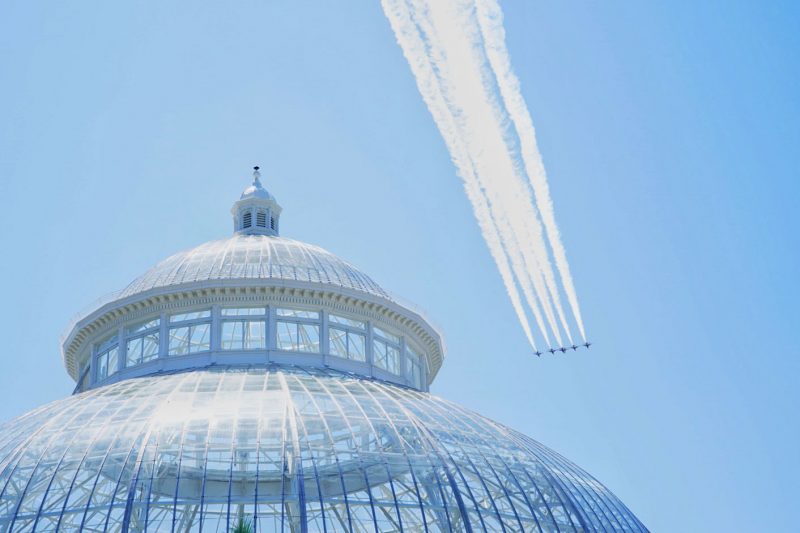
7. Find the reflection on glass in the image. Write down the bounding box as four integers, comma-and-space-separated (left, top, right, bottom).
170, 310, 211, 323
276, 308, 319, 319
277, 321, 320, 353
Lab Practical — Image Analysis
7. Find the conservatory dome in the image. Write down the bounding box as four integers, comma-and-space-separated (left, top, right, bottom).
0, 367, 646, 532
1, 168, 647, 532
118, 234, 391, 302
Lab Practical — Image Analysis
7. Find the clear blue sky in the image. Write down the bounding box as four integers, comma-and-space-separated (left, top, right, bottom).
1, 2, 798, 531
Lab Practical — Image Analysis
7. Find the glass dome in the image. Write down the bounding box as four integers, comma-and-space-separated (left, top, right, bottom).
0, 367, 645, 532
119, 234, 391, 302
8, 171, 647, 531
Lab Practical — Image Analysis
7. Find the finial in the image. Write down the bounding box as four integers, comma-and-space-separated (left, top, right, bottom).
252, 165, 261, 186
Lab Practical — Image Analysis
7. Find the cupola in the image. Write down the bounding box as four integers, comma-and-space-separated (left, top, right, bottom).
231, 166, 282, 235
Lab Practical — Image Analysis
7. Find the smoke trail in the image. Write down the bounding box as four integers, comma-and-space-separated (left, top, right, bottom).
412, 0, 569, 344
383, 0, 585, 348
474, 0, 587, 340
382, 0, 543, 348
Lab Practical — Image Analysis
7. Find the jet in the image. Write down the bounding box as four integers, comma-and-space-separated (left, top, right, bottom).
571, 344, 579, 351
583, 342, 592, 349
548, 348, 557, 354
559, 347, 568, 353
534, 350, 542, 357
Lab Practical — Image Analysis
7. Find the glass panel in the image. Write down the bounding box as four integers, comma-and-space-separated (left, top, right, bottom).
297, 324, 320, 353
411, 361, 422, 387
374, 341, 400, 374
126, 337, 142, 366
141, 333, 159, 362
170, 310, 211, 323
276, 308, 319, 320
348, 331, 366, 362
385, 345, 400, 374
168, 326, 191, 356
329, 328, 347, 358
221, 307, 266, 316
222, 321, 244, 350
106, 347, 119, 376
127, 318, 160, 335
328, 314, 365, 330
276, 321, 296, 351
244, 321, 266, 349
189, 323, 210, 352
374, 341, 387, 370
96, 352, 108, 380
373, 326, 399, 344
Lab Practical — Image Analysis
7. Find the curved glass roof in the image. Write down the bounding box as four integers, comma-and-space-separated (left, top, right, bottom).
119, 234, 391, 301
0, 367, 645, 532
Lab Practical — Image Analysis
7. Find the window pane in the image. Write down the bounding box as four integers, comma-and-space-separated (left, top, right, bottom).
405, 345, 422, 382
329, 328, 347, 358
222, 307, 266, 316
373, 326, 399, 344
297, 324, 320, 353
386, 345, 400, 374
373, 341, 399, 373
244, 321, 266, 349
169, 326, 191, 356
276, 308, 319, 320
126, 337, 143, 367
277, 321, 296, 351
374, 341, 387, 370
141, 333, 159, 362
97, 353, 108, 380
328, 314, 365, 330
222, 321, 244, 350
348, 332, 366, 362
107, 348, 119, 376
410, 361, 421, 388
170, 310, 211, 323
189, 324, 210, 353
127, 318, 160, 335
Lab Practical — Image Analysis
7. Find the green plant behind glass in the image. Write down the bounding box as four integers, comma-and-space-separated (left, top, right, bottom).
231, 517, 253, 533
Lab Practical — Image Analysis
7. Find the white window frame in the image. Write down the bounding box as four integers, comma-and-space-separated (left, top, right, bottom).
328, 313, 367, 362
168, 309, 212, 356
372, 325, 401, 375
220, 307, 268, 351
94, 335, 119, 381
275, 307, 321, 353
125, 318, 160, 368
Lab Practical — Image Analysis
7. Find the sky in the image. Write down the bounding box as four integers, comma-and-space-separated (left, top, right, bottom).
1, 2, 799, 531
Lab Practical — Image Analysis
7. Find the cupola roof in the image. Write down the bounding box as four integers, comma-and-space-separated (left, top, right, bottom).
231, 166, 282, 236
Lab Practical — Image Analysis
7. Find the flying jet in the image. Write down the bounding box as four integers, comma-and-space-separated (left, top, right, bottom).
583, 342, 592, 349
559, 347, 568, 353
548, 348, 557, 354
534, 350, 542, 357
571, 344, 579, 351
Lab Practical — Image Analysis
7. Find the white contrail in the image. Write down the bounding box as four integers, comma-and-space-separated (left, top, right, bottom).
388, 0, 566, 346
474, 0, 587, 340
382, 0, 543, 348
383, 0, 584, 348
414, 0, 569, 344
